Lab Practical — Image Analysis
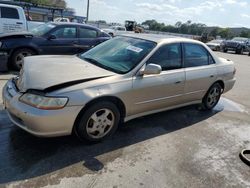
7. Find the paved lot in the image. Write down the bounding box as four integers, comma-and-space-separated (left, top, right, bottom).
0, 52, 250, 188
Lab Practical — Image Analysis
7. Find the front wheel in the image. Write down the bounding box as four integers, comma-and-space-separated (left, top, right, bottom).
202, 83, 222, 110
10, 48, 35, 70
74, 101, 120, 142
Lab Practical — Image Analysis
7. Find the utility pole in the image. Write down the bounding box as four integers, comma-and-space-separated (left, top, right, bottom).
86, 0, 89, 23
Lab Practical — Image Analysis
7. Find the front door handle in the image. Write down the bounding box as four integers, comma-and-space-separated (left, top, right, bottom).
175, 81, 181, 84
210, 75, 214, 78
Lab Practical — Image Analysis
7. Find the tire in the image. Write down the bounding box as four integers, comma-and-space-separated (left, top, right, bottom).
202, 83, 222, 110
74, 101, 120, 142
236, 48, 243, 54
223, 48, 227, 53
10, 48, 35, 70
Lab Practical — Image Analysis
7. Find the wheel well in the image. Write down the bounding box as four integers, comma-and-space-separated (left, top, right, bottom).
73, 96, 126, 132
10, 47, 39, 57
215, 80, 225, 91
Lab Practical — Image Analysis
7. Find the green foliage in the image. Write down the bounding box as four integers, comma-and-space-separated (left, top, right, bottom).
14, 0, 66, 8
240, 30, 250, 38
141, 20, 249, 39
142, 20, 206, 36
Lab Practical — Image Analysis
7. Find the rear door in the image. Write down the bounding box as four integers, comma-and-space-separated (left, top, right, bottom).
0, 6, 25, 34
183, 43, 217, 102
41, 25, 78, 55
77, 26, 101, 53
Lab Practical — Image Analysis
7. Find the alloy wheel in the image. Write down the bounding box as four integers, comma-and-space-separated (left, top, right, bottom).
86, 108, 115, 139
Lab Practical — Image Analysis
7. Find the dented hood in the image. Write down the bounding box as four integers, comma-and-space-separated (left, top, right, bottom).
17, 55, 115, 92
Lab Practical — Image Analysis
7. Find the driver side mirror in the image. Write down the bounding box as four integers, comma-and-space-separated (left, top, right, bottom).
48, 34, 57, 40
140, 63, 162, 75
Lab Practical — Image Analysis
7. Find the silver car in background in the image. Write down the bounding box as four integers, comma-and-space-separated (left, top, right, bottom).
206, 39, 224, 51
2, 34, 236, 142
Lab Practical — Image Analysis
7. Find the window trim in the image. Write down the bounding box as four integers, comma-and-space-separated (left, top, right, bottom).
182, 42, 215, 68
50, 25, 77, 39
146, 42, 184, 71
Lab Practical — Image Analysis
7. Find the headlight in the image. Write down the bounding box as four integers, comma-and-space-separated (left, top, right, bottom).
19, 93, 68, 110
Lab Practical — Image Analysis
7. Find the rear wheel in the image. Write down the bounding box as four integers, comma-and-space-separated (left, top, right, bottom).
202, 83, 222, 110
223, 48, 227, 53
74, 101, 120, 142
10, 48, 35, 70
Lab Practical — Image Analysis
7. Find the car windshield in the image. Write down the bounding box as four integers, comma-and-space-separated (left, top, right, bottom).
79, 36, 156, 74
232, 37, 248, 42
30, 23, 56, 36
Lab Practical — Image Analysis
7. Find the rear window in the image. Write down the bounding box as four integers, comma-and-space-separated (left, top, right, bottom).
0, 7, 19, 19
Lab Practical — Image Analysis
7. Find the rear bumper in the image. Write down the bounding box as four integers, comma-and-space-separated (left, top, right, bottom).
224, 78, 236, 93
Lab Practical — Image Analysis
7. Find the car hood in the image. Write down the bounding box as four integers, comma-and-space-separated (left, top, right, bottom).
206, 42, 220, 46
0, 32, 33, 39
16, 55, 116, 92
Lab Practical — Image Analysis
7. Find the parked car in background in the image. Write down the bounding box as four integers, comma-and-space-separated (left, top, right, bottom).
206, 39, 223, 51
221, 37, 250, 54
2, 34, 236, 142
0, 3, 43, 34
54, 17, 70, 23
102, 26, 127, 37
0, 22, 111, 70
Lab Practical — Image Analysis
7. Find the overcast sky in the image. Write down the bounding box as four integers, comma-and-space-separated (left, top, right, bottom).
65, 0, 250, 28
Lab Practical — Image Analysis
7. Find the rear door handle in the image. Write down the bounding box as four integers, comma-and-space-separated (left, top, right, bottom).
210, 75, 214, 78
16, 22, 23, 25
175, 81, 182, 84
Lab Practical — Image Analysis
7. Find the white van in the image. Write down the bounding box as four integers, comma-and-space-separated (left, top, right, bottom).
0, 4, 42, 34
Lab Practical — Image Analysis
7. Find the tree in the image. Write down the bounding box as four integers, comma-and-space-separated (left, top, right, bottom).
14, 0, 66, 8
217, 28, 234, 39
240, 30, 250, 38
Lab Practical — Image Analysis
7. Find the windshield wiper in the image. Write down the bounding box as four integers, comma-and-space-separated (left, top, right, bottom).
82, 57, 124, 74
83, 57, 101, 66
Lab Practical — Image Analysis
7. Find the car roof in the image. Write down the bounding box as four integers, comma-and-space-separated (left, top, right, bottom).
0, 3, 22, 9
119, 33, 202, 44
50, 22, 100, 30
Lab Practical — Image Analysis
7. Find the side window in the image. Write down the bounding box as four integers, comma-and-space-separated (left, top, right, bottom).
147, 43, 182, 71
184, 43, 209, 67
79, 27, 97, 38
209, 54, 215, 64
1, 7, 19, 19
52, 27, 77, 38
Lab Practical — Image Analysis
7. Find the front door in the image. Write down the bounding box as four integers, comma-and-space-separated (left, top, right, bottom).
130, 43, 185, 116
41, 26, 78, 55
0, 6, 25, 34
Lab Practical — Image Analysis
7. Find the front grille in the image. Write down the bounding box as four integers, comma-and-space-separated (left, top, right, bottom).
226, 42, 237, 47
